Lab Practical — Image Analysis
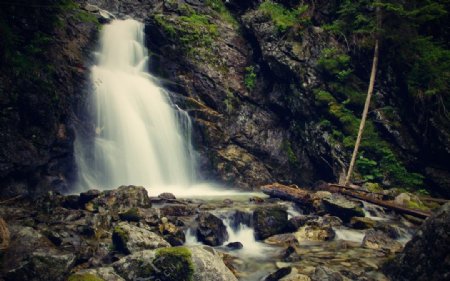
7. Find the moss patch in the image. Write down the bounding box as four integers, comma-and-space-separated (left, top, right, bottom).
112, 225, 130, 254
67, 273, 105, 281
258, 1, 310, 32
153, 247, 194, 281
119, 207, 141, 222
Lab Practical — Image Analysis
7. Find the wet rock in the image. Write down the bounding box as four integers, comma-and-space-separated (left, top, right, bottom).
159, 218, 185, 246
79, 189, 101, 206
196, 212, 229, 246
71, 267, 125, 281
230, 210, 252, 229
253, 206, 289, 240
384, 203, 450, 281
112, 222, 170, 254
226, 241, 243, 250
311, 266, 345, 281
160, 204, 196, 217
311, 191, 332, 211
322, 194, 365, 223
374, 223, 404, 239
89, 186, 151, 214
295, 225, 335, 241
249, 196, 265, 203
288, 215, 318, 230
350, 217, 376, 229
6, 248, 76, 281
280, 245, 301, 262
264, 267, 292, 281
222, 199, 233, 205
362, 230, 402, 253
190, 246, 238, 281
158, 192, 176, 200
113, 250, 157, 281
265, 233, 299, 247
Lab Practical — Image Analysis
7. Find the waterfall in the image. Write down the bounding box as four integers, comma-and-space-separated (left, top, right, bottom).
76, 19, 196, 192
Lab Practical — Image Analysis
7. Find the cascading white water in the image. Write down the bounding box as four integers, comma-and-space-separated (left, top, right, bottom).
77, 19, 196, 192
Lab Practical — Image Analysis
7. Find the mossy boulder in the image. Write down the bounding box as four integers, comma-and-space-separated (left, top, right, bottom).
118, 207, 141, 222
322, 194, 365, 223
112, 222, 170, 254
253, 206, 289, 240
153, 247, 194, 281
67, 273, 105, 281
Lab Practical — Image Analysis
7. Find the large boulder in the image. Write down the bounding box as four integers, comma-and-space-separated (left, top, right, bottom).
322, 194, 365, 223
86, 186, 152, 214
253, 206, 289, 240
113, 246, 237, 281
196, 212, 229, 246
112, 222, 170, 254
383, 203, 450, 281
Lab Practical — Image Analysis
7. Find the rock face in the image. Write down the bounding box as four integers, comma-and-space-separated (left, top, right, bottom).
0, 0, 98, 198
322, 195, 365, 223
253, 206, 289, 240
384, 203, 450, 281
196, 212, 229, 246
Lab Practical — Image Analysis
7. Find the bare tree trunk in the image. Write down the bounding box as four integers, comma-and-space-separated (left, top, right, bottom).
344, 38, 380, 186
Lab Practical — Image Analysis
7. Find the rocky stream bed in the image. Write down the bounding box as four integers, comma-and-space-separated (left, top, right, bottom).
1, 184, 448, 281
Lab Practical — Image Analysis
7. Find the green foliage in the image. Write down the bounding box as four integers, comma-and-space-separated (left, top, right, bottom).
318, 48, 353, 81
154, 10, 219, 60
356, 156, 383, 181
282, 140, 299, 167
258, 1, 310, 32
244, 66, 257, 91
205, 0, 238, 27
314, 90, 336, 106
153, 247, 194, 281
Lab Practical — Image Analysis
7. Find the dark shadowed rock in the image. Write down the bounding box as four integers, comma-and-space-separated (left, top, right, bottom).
196, 212, 229, 246
264, 267, 292, 281
350, 217, 376, 229
253, 206, 289, 240
160, 204, 196, 217
383, 203, 450, 281
226, 241, 243, 250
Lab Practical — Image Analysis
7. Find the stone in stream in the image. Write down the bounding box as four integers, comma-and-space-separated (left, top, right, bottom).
68, 267, 124, 281
226, 241, 243, 250
253, 206, 289, 240
196, 212, 229, 246
158, 192, 176, 200
160, 204, 196, 217
159, 217, 186, 246
383, 202, 450, 281
112, 222, 170, 254
295, 224, 335, 241
322, 194, 365, 223
350, 217, 376, 229
264, 267, 292, 281
362, 229, 403, 254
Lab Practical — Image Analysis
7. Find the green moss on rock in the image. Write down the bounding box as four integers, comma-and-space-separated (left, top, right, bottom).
112, 225, 130, 254
67, 273, 105, 281
153, 247, 194, 281
119, 207, 141, 222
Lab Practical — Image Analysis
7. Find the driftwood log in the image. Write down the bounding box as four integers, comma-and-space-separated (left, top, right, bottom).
327, 184, 432, 219
261, 183, 311, 205
0, 217, 10, 251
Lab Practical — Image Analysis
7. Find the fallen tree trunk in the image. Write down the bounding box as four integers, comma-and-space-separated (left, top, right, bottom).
261, 183, 311, 206
326, 184, 431, 219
